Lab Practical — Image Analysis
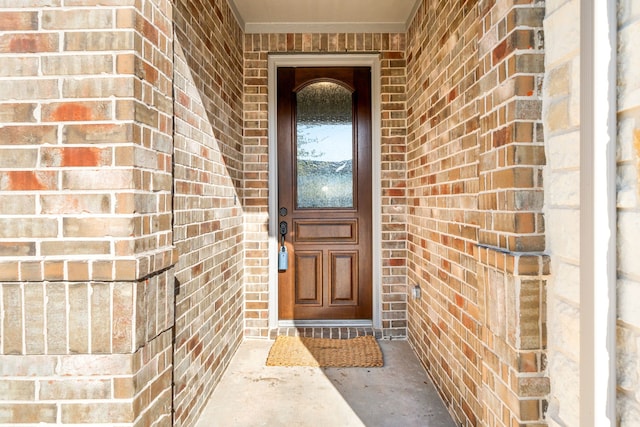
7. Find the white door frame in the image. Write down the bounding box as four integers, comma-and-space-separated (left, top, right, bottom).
267, 53, 382, 329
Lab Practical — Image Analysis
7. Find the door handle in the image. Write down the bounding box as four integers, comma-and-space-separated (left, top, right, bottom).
278, 221, 289, 271
279, 221, 288, 238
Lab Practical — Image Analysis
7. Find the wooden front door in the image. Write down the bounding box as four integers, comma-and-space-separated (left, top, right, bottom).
277, 67, 372, 321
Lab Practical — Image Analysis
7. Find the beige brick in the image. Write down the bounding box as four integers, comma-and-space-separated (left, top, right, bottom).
67, 261, 89, 281
518, 377, 550, 397
90, 283, 111, 353
63, 123, 133, 144
41, 240, 110, 256
0, 195, 36, 215
0, 12, 38, 31
42, 54, 113, 76
40, 194, 111, 215
0, 0, 62, 5
68, 283, 89, 353
60, 401, 133, 423
0, 33, 58, 54
57, 353, 132, 376
41, 146, 113, 168
0, 125, 57, 145
113, 376, 135, 398
116, 53, 135, 74
0, 79, 59, 101
2, 283, 23, 354
92, 260, 113, 281
0, 243, 35, 257
0, 218, 57, 239
43, 261, 64, 281
39, 378, 111, 400
66, 0, 135, 5
42, 9, 113, 30
0, 380, 35, 400
62, 169, 134, 190
0, 354, 57, 376
0, 57, 39, 77
23, 283, 45, 353
62, 76, 134, 98
46, 284, 66, 354
546, 61, 570, 97
0, 403, 56, 424
112, 282, 134, 352
0, 104, 37, 123
64, 31, 134, 51
0, 147, 38, 168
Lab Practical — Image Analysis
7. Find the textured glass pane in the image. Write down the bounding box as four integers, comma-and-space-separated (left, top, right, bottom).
296, 82, 353, 209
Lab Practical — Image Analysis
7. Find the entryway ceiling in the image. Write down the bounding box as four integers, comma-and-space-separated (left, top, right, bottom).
229, 0, 421, 33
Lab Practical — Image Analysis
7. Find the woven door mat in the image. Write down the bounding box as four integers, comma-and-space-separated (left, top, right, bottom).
266, 335, 383, 368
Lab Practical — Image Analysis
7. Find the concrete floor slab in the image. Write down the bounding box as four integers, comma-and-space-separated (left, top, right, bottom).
194, 339, 456, 426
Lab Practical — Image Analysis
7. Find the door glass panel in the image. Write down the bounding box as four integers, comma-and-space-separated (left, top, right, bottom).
296, 82, 353, 209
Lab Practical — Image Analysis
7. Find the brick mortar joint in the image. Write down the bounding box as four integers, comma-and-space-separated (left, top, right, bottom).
477, 244, 548, 258
0, 246, 178, 282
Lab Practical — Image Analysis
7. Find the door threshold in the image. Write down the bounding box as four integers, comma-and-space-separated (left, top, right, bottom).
278, 320, 373, 328
271, 321, 382, 340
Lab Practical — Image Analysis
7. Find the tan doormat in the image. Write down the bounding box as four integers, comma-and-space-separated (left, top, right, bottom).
266, 335, 383, 368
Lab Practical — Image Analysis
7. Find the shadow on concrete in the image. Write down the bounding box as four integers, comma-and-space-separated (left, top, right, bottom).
194, 339, 457, 426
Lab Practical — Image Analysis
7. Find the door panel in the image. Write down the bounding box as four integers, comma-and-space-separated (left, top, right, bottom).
294, 220, 357, 242
277, 67, 372, 321
294, 251, 322, 305
330, 251, 358, 305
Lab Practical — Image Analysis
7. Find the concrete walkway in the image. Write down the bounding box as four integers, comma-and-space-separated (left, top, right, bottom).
194, 339, 457, 427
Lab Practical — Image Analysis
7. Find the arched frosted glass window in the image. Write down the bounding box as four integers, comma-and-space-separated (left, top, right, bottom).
296, 82, 354, 209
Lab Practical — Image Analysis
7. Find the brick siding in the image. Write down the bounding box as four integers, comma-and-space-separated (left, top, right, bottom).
4, 1, 639, 427
542, 0, 580, 425
172, 0, 245, 425
0, 0, 175, 423
406, 0, 548, 425
242, 33, 409, 338
615, 1, 640, 426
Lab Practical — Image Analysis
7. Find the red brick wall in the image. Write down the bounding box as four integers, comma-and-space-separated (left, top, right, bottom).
172, 0, 245, 425
242, 33, 408, 338
406, 0, 548, 425
406, 1, 482, 424
0, 0, 175, 424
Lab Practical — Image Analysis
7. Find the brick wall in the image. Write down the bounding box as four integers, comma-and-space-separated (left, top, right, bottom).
405, 0, 482, 423
406, 0, 548, 425
542, 0, 580, 425
0, 0, 175, 424
172, 0, 245, 425
616, 1, 640, 425
242, 33, 408, 338
476, 1, 548, 425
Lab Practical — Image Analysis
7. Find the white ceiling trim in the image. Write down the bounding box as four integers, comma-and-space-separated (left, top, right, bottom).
228, 0, 421, 34
244, 22, 408, 34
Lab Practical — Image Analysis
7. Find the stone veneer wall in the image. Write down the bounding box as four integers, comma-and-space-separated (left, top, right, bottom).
0, 0, 176, 425
171, 0, 245, 425
544, 1, 640, 425
616, 1, 640, 425
406, 0, 548, 425
242, 33, 409, 338
542, 0, 580, 425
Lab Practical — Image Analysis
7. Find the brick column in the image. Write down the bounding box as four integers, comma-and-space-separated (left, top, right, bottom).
0, 0, 175, 424
477, 1, 549, 425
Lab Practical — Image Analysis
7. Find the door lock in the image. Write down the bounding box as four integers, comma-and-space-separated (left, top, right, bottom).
278, 221, 288, 271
